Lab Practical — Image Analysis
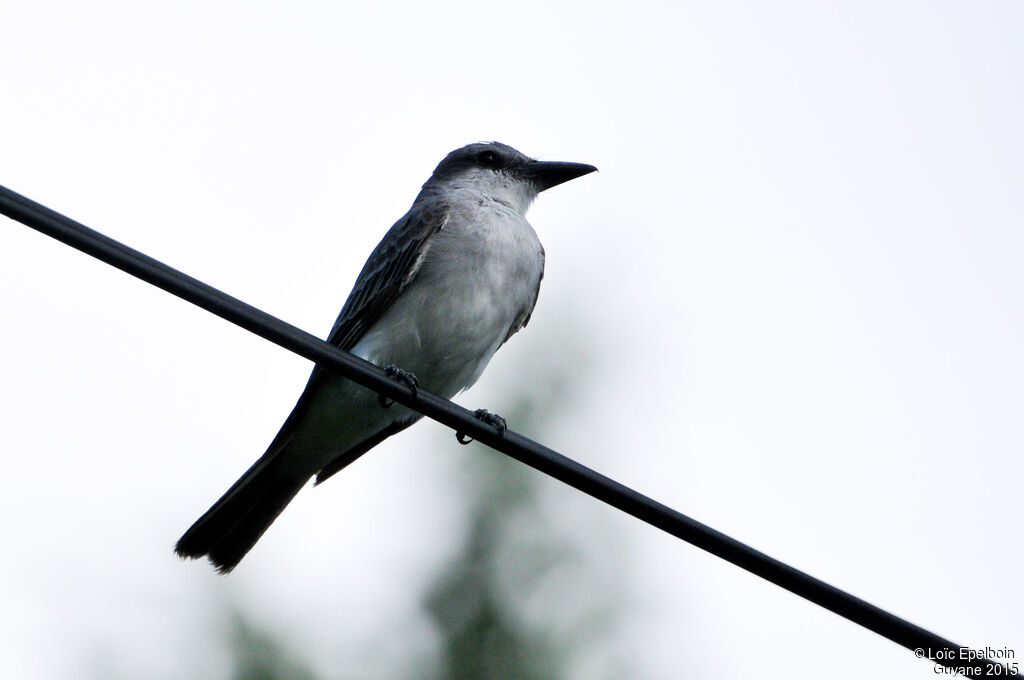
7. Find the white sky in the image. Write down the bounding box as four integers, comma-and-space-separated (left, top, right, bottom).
1, 2, 1021, 679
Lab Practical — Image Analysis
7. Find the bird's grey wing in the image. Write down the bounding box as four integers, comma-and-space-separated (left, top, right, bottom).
263, 201, 449, 477
313, 414, 422, 485
325, 201, 450, 353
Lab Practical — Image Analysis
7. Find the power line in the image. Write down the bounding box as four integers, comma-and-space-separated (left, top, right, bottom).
1, 183, 1016, 678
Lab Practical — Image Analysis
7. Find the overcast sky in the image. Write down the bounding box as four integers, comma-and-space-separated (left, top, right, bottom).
2, 2, 1022, 679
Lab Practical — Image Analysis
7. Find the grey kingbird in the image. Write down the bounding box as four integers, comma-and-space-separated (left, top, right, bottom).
175, 141, 597, 572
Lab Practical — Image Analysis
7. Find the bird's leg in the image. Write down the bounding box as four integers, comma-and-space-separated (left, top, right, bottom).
456, 409, 508, 445
378, 364, 419, 408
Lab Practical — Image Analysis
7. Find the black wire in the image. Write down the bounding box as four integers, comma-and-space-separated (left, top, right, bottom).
1, 183, 1016, 678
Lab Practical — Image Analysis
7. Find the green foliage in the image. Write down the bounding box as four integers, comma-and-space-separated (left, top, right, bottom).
422, 454, 565, 680
227, 612, 318, 680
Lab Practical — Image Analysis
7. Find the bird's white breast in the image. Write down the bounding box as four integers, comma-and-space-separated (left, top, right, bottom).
352, 195, 544, 398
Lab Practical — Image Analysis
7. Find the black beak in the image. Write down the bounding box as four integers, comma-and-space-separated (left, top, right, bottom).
521, 160, 598, 192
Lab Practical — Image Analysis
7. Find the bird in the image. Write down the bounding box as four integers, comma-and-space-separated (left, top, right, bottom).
174, 141, 597, 572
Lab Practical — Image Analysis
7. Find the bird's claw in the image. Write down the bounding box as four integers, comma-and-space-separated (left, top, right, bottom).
378, 365, 419, 408
456, 409, 508, 445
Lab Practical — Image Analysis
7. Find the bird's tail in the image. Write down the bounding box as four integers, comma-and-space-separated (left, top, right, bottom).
175, 440, 308, 573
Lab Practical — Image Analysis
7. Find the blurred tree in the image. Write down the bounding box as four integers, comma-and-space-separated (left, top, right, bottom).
420, 327, 627, 680
421, 443, 565, 680
227, 611, 318, 680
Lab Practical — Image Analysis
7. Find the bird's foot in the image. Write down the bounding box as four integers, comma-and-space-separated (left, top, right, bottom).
456, 409, 507, 445
378, 364, 419, 408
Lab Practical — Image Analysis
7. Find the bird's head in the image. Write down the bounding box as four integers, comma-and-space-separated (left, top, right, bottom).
423, 142, 597, 213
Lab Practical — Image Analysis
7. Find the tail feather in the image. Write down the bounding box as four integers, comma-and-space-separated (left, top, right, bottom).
175, 444, 308, 573
177, 408, 416, 573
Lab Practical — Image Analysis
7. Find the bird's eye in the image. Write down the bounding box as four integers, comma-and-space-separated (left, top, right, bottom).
477, 150, 500, 167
